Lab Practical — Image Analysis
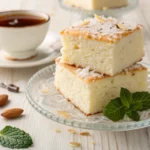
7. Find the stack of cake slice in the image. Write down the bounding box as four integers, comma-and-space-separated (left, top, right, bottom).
55, 15, 148, 115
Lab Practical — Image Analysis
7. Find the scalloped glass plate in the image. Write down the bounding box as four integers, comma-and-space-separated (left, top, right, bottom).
58, 0, 139, 18
26, 64, 150, 131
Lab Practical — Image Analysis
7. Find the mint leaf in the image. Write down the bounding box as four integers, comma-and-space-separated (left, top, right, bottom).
130, 103, 143, 111
120, 88, 132, 108
126, 111, 140, 121
0, 126, 33, 149
132, 92, 150, 111
104, 98, 126, 121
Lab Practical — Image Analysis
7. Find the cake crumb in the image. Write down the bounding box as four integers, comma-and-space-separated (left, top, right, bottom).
80, 132, 90, 136
68, 129, 76, 134
55, 129, 61, 133
41, 88, 49, 94
57, 111, 71, 119
70, 142, 81, 147
92, 141, 96, 145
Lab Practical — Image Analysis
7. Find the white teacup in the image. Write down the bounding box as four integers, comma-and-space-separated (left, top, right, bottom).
0, 10, 50, 60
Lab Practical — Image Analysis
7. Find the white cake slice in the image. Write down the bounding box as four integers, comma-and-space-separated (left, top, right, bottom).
61, 15, 144, 76
55, 58, 148, 115
64, 0, 128, 10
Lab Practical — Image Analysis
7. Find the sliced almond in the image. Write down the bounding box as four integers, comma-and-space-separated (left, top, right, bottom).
1, 108, 23, 119
68, 129, 76, 134
94, 14, 105, 23
70, 142, 81, 147
80, 132, 90, 136
57, 111, 71, 119
116, 23, 127, 30
80, 20, 90, 26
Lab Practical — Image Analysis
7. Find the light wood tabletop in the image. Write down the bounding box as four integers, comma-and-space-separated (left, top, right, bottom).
0, 0, 150, 150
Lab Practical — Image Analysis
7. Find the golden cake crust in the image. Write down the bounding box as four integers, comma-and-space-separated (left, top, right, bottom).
61, 15, 142, 44
56, 57, 147, 83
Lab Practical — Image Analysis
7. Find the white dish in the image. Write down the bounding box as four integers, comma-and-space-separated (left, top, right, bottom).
0, 32, 61, 68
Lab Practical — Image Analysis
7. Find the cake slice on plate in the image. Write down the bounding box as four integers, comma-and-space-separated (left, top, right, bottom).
61, 15, 144, 76
64, 0, 128, 10
55, 58, 148, 115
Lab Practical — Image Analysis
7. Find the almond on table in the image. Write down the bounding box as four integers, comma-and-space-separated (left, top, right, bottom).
80, 132, 90, 136
1, 108, 24, 119
0, 94, 8, 106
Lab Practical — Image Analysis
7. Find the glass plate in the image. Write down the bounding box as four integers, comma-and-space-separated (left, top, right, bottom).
58, 0, 139, 18
26, 64, 150, 131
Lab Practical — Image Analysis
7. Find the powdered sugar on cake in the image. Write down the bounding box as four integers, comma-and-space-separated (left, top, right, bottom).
62, 15, 142, 43
124, 63, 143, 72
76, 67, 103, 79
76, 63, 144, 79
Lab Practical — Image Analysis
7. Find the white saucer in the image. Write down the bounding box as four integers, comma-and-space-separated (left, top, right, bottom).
0, 32, 61, 68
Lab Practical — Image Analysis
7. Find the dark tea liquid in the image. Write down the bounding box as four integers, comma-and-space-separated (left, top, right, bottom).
0, 14, 47, 27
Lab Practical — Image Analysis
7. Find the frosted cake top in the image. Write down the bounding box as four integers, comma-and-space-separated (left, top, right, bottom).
61, 15, 142, 43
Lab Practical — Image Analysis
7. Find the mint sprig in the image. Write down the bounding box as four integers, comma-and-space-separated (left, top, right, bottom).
0, 126, 33, 149
104, 88, 150, 122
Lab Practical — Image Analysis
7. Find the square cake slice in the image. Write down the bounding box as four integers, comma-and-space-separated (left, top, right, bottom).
64, 0, 128, 10
61, 15, 144, 76
55, 58, 148, 115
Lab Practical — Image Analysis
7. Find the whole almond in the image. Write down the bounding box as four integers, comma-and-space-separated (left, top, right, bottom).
0, 94, 8, 106
1, 108, 24, 119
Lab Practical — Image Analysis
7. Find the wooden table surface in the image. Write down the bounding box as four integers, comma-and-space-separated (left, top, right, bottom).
0, 0, 150, 150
